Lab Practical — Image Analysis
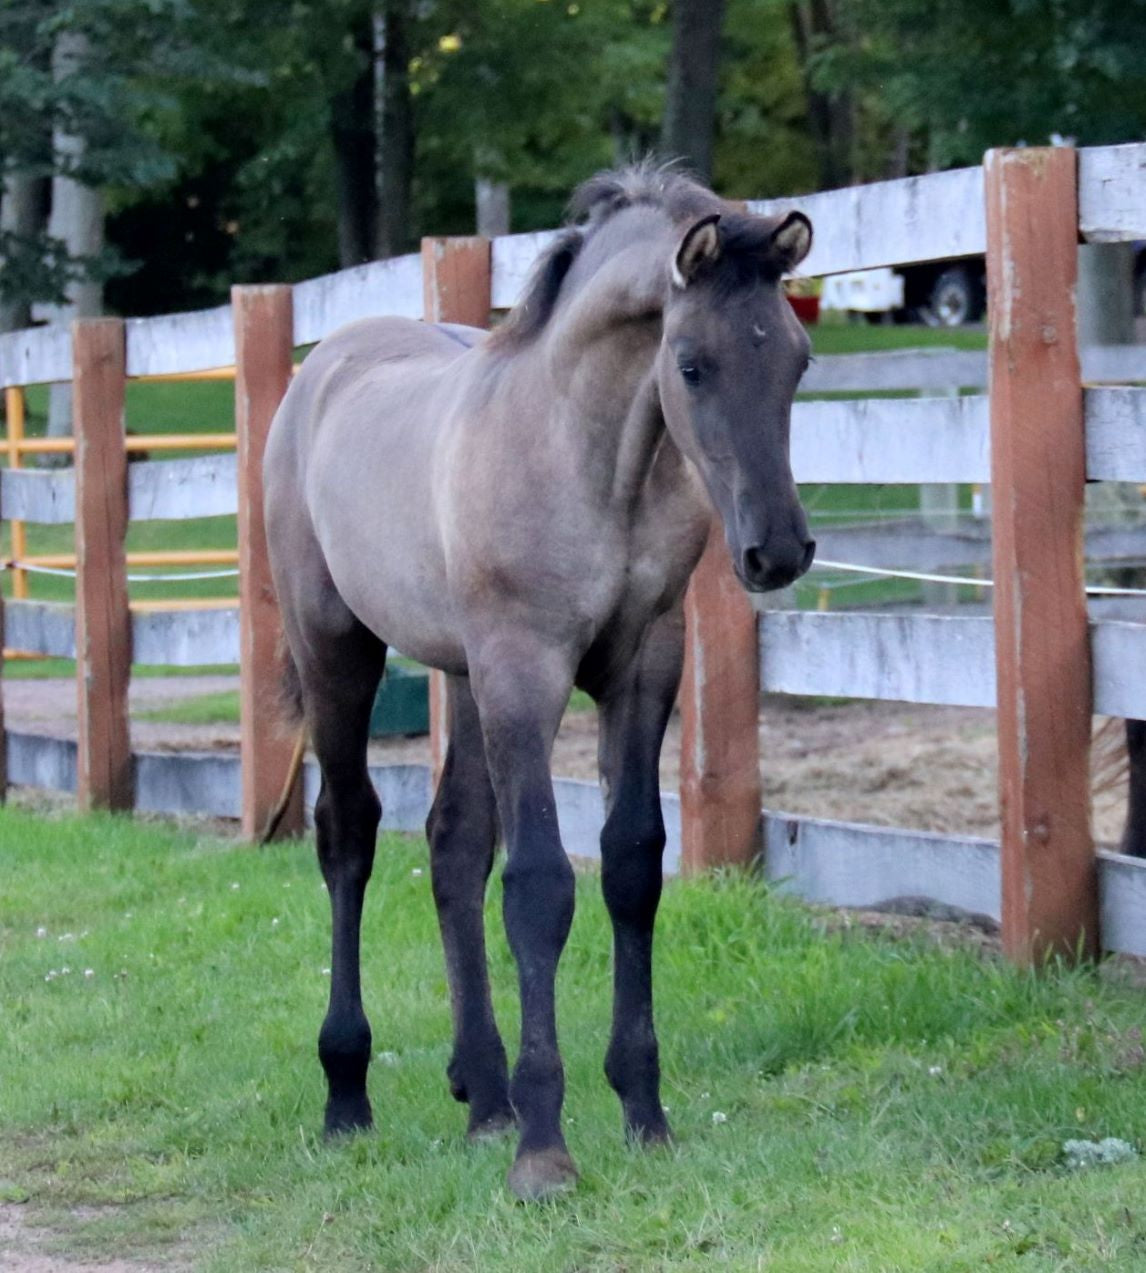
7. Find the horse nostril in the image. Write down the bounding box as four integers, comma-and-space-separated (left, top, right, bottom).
800, 539, 816, 573
743, 546, 766, 582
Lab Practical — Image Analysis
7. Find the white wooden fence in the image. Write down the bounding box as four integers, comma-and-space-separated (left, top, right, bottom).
3, 142, 1146, 962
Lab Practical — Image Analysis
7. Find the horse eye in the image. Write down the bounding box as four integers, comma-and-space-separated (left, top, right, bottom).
679, 363, 701, 386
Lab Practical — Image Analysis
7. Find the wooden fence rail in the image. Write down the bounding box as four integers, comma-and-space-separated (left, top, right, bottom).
3, 140, 1146, 966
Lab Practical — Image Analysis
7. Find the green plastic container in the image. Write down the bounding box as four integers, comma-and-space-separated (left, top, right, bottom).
369, 664, 430, 737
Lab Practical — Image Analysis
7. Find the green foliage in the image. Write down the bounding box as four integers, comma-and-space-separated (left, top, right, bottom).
3, 809, 1146, 1267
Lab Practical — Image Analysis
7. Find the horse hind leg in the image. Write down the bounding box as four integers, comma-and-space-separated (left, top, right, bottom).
426, 675, 513, 1139
290, 601, 386, 1136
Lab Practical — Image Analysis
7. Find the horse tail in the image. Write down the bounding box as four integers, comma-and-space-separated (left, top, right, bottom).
260, 641, 307, 845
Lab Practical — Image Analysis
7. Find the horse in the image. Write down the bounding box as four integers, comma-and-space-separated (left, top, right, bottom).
263, 164, 815, 1200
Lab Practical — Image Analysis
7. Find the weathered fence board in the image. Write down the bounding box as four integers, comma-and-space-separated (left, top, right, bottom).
1084, 388, 1146, 481
293, 252, 423, 346
130, 606, 239, 667
4, 601, 77, 657
234, 285, 302, 840
1097, 850, 1146, 958
73, 319, 133, 813
491, 230, 560, 309
134, 749, 242, 819
0, 468, 76, 524
0, 324, 71, 389
125, 306, 234, 378
1079, 143, 1146, 243
127, 454, 239, 521
750, 165, 986, 277
987, 146, 1095, 964
791, 395, 990, 484
680, 520, 762, 872
6, 731, 77, 793
763, 812, 1000, 920
760, 611, 996, 707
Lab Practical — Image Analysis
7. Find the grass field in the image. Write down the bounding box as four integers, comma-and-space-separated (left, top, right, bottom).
2, 806, 1146, 1270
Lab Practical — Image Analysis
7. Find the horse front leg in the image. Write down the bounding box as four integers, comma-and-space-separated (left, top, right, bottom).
597, 608, 682, 1145
470, 637, 578, 1200
427, 674, 513, 1139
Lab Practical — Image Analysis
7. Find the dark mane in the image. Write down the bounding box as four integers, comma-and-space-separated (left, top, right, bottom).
490, 163, 722, 350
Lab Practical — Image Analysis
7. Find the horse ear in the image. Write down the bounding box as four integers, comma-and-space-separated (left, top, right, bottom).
672, 214, 722, 289
769, 211, 812, 271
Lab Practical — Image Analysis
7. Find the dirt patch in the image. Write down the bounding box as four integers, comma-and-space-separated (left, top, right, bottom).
0, 1203, 194, 1273
4, 678, 1131, 846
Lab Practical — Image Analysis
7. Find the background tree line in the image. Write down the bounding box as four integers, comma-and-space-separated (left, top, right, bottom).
2, 0, 1144, 328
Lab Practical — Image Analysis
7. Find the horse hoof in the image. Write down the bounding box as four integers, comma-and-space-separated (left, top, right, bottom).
468, 1109, 516, 1142
323, 1096, 373, 1139
507, 1147, 579, 1202
627, 1113, 673, 1147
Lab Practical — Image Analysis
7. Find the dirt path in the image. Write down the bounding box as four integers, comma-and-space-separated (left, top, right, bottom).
0, 1203, 193, 1273
4, 677, 1130, 845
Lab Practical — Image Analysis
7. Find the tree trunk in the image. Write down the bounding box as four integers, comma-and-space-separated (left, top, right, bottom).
46, 31, 104, 439
789, 0, 854, 189
475, 178, 510, 238
332, 18, 379, 268
660, 0, 726, 184
374, 0, 414, 258
0, 172, 47, 332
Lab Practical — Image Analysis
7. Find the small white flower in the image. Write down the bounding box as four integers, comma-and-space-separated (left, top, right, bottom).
700, 1091, 710, 1100
60, 967, 71, 976
376, 1051, 399, 1066
830, 1226, 844, 1245
712, 1110, 727, 1125
58, 933, 75, 943
44, 970, 57, 982
83, 969, 94, 978
230, 882, 240, 891
271, 917, 280, 928
411, 868, 423, 877
124, 912, 133, 920
928, 1065, 943, 1077
321, 967, 331, 976
36, 926, 47, 939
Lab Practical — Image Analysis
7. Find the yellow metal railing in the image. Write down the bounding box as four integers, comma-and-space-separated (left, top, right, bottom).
3, 375, 241, 661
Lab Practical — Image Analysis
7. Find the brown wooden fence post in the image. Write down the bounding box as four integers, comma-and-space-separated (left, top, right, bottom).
679, 518, 762, 874
421, 235, 491, 785
234, 284, 303, 840
73, 318, 133, 811
985, 146, 1097, 964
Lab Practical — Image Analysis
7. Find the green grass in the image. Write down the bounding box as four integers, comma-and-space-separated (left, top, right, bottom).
3, 807, 1146, 1269
809, 314, 988, 356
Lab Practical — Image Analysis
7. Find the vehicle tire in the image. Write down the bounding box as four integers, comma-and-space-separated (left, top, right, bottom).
919, 266, 983, 327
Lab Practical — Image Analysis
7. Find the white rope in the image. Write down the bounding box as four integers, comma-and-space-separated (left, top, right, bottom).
3, 559, 239, 582
812, 557, 1146, 598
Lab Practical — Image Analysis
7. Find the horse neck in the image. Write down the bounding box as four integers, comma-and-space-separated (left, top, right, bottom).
536, 235, 676, 506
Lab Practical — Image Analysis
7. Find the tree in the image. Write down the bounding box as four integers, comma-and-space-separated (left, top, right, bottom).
660, 0, 727, 181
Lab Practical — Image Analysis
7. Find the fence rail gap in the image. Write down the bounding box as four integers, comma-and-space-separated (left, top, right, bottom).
73, 318, 132, 811
234, 285, 303, 841
420, 235, 491, 786
986, 146, 1097, 964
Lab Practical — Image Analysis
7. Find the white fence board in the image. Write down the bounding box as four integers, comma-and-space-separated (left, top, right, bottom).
750, 166, 986, 277
792, 395, 990, 484
764, 811, 1001, 919
0, 468, 76, 524
491, 230, 560, 310
0, 324, 71, 389
1098, 850, 1146, 957
5, 731, 77, 792
131, 606, 239, 667
128, 454, 238, 521
760, 611, 997, 707
1092, 622, 1146, 720
126, 306, 233, 377
1079, 143, 1146, 243
134, 750, 241, 819
5, 601, 77, 658
293, 253, 423, 346
1085, 387, 1146, 481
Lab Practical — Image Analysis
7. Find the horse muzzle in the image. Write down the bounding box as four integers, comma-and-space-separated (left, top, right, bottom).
737, 536, 816, 592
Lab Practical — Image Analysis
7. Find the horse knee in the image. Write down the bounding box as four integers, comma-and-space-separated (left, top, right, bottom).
503, 854, 575, 958
600, 814, 665, 928
315, 780, 380, 876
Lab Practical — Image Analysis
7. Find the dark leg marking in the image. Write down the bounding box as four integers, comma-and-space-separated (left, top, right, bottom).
471, 639, 578, 1200
597, 610, 683, 1145
427, 675, 513, 1139
301, 614, 386, 1138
